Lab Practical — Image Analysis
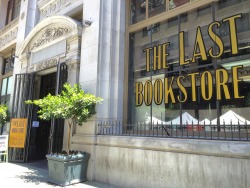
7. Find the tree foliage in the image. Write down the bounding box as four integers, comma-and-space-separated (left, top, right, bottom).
0, 105, 9, 127
26, 83, 103, 125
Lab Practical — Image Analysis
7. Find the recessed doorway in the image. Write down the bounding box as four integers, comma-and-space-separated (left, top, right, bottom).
28, 72, 64, 160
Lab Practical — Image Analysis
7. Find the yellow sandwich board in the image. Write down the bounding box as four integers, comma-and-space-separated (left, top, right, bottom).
9, 118, 28, 148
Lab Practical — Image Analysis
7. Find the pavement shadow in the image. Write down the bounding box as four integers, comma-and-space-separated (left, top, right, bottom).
13, 160, 52, 185
15, 169, 49, 185
26, 159, 48, 170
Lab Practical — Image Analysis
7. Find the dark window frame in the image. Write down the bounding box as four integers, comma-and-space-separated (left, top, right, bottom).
5, 0, 21, 25
0, 76, 12, 105
2, 57, 14, 75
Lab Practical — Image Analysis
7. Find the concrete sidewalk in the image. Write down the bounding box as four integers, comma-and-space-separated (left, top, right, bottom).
0, 160, 117, 188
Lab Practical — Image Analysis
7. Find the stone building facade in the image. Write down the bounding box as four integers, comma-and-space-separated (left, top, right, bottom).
0, 0, 250, 187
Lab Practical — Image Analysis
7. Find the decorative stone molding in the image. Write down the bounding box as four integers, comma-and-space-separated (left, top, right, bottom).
66, 42, 70, 53
35, 58, 58, 71
28, 57, 80, 72
39, 0, 79, 20
67, 34, 80, 43
28, 26, 73, 51
66, 60, 80, 71
17, 16, 82, 57
17, 16, 82, 75
0, 19, 19, 51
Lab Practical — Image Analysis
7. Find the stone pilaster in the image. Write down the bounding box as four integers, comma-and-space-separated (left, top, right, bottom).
79, 0, 125, 121
72, 0, 126, 181
16, 0, 39, 51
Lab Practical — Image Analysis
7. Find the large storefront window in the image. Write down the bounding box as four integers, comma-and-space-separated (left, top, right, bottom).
128, 0, 250, 125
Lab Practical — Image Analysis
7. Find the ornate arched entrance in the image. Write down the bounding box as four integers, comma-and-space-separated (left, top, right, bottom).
9, 16, 82, 162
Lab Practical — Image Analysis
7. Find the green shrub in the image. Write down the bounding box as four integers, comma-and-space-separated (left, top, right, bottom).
26, 83, 103, 152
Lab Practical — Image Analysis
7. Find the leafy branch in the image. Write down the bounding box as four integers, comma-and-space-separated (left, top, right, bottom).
0, 105, 9, 127
26, 83, 103, 153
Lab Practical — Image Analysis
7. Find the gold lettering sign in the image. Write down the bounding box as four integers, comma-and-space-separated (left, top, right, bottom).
136, 14, 244, 106
135, 67, 243, 106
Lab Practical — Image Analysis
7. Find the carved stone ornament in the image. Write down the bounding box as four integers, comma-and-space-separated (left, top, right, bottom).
29, 26, 72, 50
35, 58, 58, 71
67, 61, 80, 71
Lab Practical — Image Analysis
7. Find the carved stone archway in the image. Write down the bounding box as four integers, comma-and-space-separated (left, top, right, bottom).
16, 16, 82, 74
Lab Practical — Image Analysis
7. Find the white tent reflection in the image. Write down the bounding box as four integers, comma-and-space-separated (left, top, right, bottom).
165, 112, 198, 125
144, 112, 199, 125
144, 110, 250, 126
145, 115, 167, 124
210, 110, 250, 125
199, 118, 211, 125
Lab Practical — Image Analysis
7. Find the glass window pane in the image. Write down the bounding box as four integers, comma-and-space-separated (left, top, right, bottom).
215, 0, 250, 124
149, 0, 166, 18
130, 0, 146, 24
169, 0, 190, 10
128, 0, 250, 130
7, 76, 13, 95
128, 19, 180, 122
13, 0, 21, 20
1, 78, 7, 96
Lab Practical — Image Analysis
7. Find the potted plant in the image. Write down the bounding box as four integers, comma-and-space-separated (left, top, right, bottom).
26, 83, 102, 186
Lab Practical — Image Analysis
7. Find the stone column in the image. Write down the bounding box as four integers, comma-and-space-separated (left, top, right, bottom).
10, 0, 39, 114
67, 61, 80, 85
71, 0, 126, 181
80, 0, 125, 122
16, 0, 39, 51
96, 0, 125, 122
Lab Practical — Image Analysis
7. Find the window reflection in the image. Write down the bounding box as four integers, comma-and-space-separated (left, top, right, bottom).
128, 0, 250, 126
130, 0, 191, 25
169, 0, 190, 10
1, 79, 7, 96
130, 0, 146, 24
6, 0, 21, 25
149, 0, 166, 17
0, 76, 12, 105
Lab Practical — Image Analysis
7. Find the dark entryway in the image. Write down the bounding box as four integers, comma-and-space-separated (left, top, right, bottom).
27, 73, 56, 160
8, 63, 68, 162
28, 70, 66, 160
